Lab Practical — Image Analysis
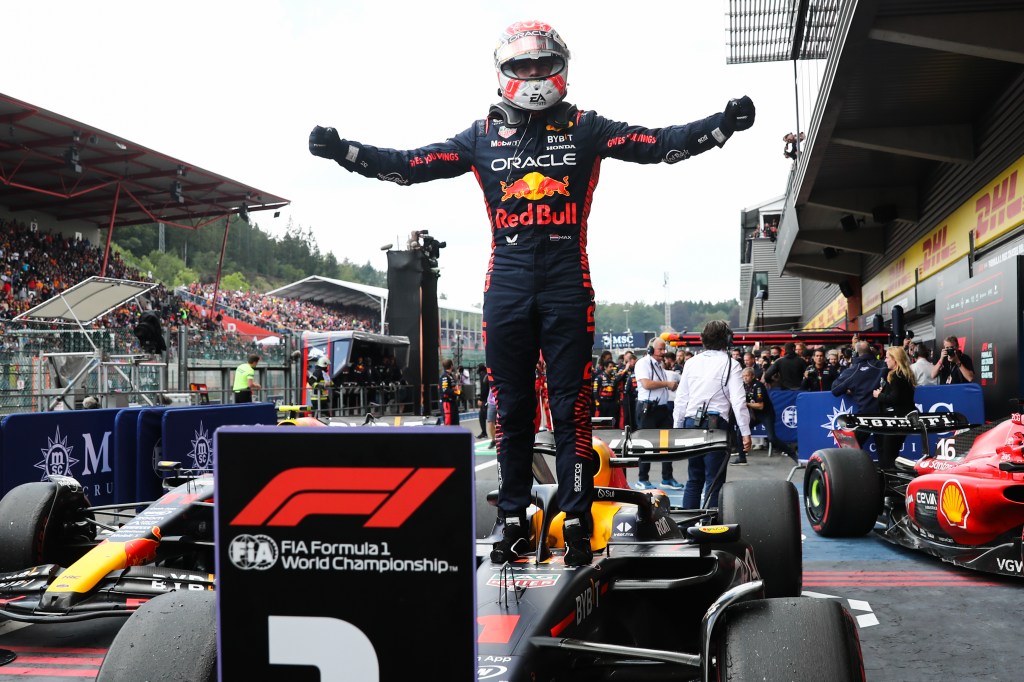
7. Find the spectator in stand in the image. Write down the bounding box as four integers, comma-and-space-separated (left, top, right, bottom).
801, 348, 838, 391
763, 342, 806, 390
932, 336, 975, 384
831, 339, 886, 447
873, 346, 917, 470
911, 344, 937, 386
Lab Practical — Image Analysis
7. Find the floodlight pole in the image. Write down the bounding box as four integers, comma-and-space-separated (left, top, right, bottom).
100, 182, 121, 276
210, 213, 232, 319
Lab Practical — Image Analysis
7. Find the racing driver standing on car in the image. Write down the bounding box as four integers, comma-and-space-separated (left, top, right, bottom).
308, 20, 755, 567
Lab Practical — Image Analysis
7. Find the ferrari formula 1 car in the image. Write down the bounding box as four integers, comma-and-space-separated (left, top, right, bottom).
804, 411, 1024, 578
476, 426, 865, 681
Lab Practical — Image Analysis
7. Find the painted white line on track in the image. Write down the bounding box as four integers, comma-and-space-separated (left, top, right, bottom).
475, 458, 499, 472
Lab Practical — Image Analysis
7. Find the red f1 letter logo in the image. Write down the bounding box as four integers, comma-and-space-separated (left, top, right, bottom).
230, 467, 454, 528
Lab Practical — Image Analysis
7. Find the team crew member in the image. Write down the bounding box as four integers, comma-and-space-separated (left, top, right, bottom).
593, 360, 619, 428
309, 20, 755, 566
307, 356, 332, 416
440, 359, 461, 425
831, 340, 887, 448
801, 348, 838, 391
232, 353, 261, 404
634, 338, 681, 489
733, 367, 798, 465
673, 321, 751, 509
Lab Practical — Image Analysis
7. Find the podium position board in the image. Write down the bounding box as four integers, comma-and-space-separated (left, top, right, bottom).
215, 426, 476, 681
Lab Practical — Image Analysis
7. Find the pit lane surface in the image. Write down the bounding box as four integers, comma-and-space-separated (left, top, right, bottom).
2, 432, 1022, 680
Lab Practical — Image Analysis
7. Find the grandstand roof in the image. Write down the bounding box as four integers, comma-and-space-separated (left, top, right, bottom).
267, 274, 482, 316
0, 92, 289, 230
267, 275, 388, 310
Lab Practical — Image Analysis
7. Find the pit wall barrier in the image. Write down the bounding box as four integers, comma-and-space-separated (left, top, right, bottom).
791, 384, 984, 459
1, 402, 277, 506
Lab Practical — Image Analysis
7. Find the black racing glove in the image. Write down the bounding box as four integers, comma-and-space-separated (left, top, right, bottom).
720, 96, 756, 135
309, 125, 344, 160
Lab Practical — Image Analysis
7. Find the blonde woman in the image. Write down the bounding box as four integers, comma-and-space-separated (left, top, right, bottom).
872, 346, 917, 469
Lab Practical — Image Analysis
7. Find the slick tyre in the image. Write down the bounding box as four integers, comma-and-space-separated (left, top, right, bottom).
97, 590, 217, 682
719, 598, 865, 682
804, 447, 881, 536
0, 481, 89, 569
718, 479, 801, 598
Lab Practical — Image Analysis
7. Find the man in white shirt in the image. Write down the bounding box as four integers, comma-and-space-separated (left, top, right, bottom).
634, 338, 681, 490
911, 345, 938, 386
673, 320, 752, 509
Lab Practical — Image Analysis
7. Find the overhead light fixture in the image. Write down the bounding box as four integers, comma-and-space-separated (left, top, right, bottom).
88, 134, 99, 145
840, 214, 862, 232
176, 164, 187, 177
823, 247, 839, 259
839, 280, 854, 298
238, 204, 250, 223
65, 145, 82, 173
170, 180, 184, 204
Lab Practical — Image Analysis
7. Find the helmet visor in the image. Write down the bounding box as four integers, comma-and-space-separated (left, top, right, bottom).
500, 54, 567, 80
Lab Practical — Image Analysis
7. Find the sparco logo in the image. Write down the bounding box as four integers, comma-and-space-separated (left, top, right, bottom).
573, 462, 583, 492
230, 467, 453, 528
228, 534, 278, 570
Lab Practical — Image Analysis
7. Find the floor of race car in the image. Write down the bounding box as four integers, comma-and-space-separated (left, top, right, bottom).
2, 438, 1022, 680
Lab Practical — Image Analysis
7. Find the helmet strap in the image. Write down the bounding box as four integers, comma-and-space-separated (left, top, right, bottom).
488, 101, 527, 126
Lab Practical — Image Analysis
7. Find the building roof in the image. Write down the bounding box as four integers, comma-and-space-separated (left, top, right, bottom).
0, 92, 288, 230
770, 0, 1024, 284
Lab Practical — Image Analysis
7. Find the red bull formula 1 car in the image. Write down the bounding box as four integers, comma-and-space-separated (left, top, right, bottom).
0, 466, 218, 680
804, 411, 1024, 578
474, 427, 865, 681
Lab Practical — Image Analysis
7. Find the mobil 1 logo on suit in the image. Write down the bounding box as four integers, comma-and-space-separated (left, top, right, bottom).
215, 426, 475, 681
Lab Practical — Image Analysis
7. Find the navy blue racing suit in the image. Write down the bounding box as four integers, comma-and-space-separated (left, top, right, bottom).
324, 103, 736, 519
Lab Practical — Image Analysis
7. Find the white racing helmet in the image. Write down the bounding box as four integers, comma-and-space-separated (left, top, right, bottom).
494, 20, 570, 112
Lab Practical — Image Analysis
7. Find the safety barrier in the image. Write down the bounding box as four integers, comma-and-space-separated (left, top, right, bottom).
0, 402, 277, 506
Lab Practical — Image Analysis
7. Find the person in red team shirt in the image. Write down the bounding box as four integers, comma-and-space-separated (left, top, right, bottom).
310, 20, 755, 566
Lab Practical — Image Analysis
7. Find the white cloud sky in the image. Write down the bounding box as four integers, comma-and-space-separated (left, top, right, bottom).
4, 1, 798, 309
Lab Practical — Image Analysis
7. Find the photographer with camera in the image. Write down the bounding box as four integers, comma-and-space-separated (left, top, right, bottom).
931, 336, 975, 384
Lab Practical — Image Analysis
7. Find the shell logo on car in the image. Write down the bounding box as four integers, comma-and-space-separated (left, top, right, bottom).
939, 480, 970, 529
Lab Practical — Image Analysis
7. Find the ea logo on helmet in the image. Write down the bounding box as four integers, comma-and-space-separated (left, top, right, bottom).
228, 534, 278, 570
781, 405, 798, 429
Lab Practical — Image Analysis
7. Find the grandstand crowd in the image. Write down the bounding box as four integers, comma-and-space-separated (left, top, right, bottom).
0, 218, 381, 355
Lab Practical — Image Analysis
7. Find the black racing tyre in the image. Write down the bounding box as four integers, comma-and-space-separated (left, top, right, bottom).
804, 448, 881, 537
719, 480, 801, 598
719, 598, 864, 681
97, 590, 217, 682
0, 482, 59, 571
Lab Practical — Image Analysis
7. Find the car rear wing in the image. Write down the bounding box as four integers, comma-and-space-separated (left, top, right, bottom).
606, 428, 731, 463
834, 411, 973, 435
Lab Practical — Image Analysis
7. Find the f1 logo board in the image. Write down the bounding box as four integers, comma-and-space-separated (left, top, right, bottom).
215, 426, 476, 680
